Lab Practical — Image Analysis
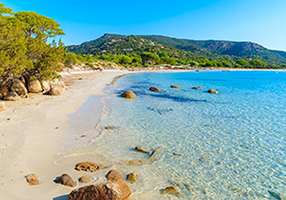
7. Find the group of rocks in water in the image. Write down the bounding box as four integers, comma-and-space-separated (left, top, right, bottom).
120, 85, 219, 99
0, 76, 67, 112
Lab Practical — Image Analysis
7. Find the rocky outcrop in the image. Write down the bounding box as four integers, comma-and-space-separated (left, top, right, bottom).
149, 87, 160, 92
0, 87, 9, 99
68, 181, 131, 200
106, 170, 122, 182
49, 81, 66, 96
41, 81, 50, 92
162, 186, 180, 196
0, 101, 5, 112
79, 176, 91, 183
54, 174, 75, 187
170, 85, 181, 88
4, 92, 21, 101
10, 78, 28, 96
135, 147, 149, 154
121, 91, 136, 99
208, 89, 219, 94
27, 79, 42, 93
126, 172, 137, 182
75, 162, 107, 172
25, 174, 39, 186
192, 86, 202, 89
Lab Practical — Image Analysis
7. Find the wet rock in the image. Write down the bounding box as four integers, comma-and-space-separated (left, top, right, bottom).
25, 174, 39, 186
184, 183, 192, 192
27, 79, 42, 93
199, 156, 209, 161
106, 170, 122, 182
54, 174, 75, 187
126, 172, 137, 182
79, 176, 91, 183
208, 89, 219, 94
170, 85, 181, 88
240, 145, 251, 149
10, 78, 28, 96
105, 126, 115, 130
75, 162, 107, 172
0, 101, 5, 112
268, 190, 286, 200
68, 181, 131, 200
4, 92, 21, 101
126, 159, 148, 166
162, 186, 180, 196
148, 149, 163, 162
192, 86, 202, 89
149, 87, 160, 92
121, 91, 136, 99
228, 186, 249, 197
135, 146, 149, 154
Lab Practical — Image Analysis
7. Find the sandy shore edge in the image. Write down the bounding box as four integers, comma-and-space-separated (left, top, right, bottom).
0, 70, 132, 200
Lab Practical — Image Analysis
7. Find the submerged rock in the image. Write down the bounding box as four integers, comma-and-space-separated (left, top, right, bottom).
135, 146, 149, 154
192, 86, 203, 89
79, 176, 91, 183
25, 174, 39, 186
54, 174, 75, 187
126, 172, 137, 182
68, 181, 131, 200
121, 91, 136, 99
75, 162, 107, 172
106, 170, 122, 182
126, 159, 148, 166
162, 186, 180, 196
208, 89, 219, 94
268, 190, 286, 200
199, 156, 209, 161
4, 91, 21, 101
149, 87, 160, 92
170, 85, 181, 88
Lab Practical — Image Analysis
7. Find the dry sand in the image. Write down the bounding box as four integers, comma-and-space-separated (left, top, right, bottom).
0, 70, 131, 200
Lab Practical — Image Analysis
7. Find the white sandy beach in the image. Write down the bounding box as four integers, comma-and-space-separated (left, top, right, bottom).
0, 70, 131, 200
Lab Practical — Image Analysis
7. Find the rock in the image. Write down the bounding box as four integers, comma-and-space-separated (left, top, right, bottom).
27, 79, 42, 93
105, 126, 115, 130
135, 146, 149, 154
79, 176, 91, 183
0, 87, 9, 99
0, 101, 5, 112
170, 85, 181, 88
126, 172, 137, 182
125, 159, 148, 166
162, 186, 180, 196
10, 78, 28, 96
199, 156, 209, 161
268, 190, 286, 200
149, 87, 160, 92
75, 162, 107, 172
208, 89, 219, 94
25, 174, 39, 186
49, 87, 62, 96
68, 181, 131, 200
192, 86, 202, 89
41, 81, 50, 92
4, 92, 21, 101
106, 170, 122, 182
54, 174, 75, 187
121, 91, 136, 99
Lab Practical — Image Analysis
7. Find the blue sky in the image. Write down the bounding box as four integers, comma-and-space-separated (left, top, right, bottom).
2, 0, 286, 51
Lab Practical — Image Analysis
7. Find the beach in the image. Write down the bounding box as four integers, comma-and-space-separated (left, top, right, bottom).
0, 70, 131, 200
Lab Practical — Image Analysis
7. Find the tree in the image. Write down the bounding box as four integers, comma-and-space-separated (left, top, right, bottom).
236, 59, 248, 67
249, 59, 266, 68
140, 52, 160, 65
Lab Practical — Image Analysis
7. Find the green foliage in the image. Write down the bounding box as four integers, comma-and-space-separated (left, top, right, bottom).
64, 52, 77, 67
236, 59, 249, 67
249, 59, 266, 68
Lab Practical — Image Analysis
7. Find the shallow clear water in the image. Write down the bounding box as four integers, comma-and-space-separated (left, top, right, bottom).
62, 71, 286, 199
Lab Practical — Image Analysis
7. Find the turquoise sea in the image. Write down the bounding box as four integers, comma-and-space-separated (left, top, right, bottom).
60, 71, 286, 199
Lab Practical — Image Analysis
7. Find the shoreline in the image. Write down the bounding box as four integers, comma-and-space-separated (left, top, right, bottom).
0, 70, 132, 199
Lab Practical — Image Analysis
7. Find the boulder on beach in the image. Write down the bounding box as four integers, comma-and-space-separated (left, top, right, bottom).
10, 78, 28, 96
49, 87, 62, 96
79, 176, 91, 183
4, 91, 21, 101
0, 101, 5, 112
135, 146, 149, 154
192, 86, 203, 89
149, 87, 160, 92
0, 87, 9, 99
27, 79, 42, 93
106, 170, 122, 182
121, 91, 136, 99
162, 186, 180, 196
25, 174, 39, 186
208, 89, 219, 94
68, 181, 131, 200
49, 81, 66, 96
105, 126, 115, 130
75, 162, 107, 172
54, 174, 75, 187
171, 85, 181, 88
126, 172, 137, 182
41, 81, 50, 92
